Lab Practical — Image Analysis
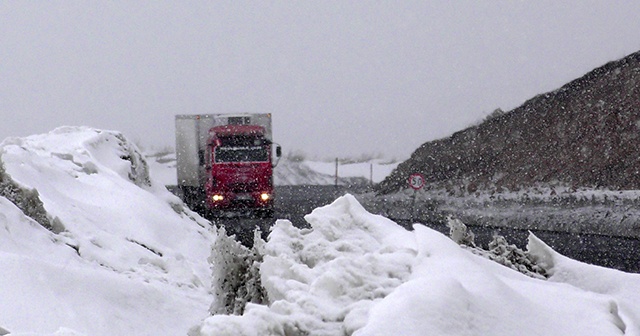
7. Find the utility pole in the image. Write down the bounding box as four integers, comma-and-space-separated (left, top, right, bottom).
335, 158, 339, 188
370, 163, 373, 186
408, 173, 425, 221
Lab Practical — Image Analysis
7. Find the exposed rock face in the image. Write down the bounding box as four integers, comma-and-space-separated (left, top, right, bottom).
378, 51, 640, 194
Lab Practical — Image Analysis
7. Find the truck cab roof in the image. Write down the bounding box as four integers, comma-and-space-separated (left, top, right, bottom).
209, 124, 265, 138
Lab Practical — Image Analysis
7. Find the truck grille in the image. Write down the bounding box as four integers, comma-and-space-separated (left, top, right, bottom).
230, 199, 255, 208
228, 182, 258, 193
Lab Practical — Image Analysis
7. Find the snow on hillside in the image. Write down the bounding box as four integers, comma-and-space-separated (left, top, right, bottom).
145, 150, 177, 187
0, 127, 213, 335
276, 159, 399, 186
1, 127, 640, 335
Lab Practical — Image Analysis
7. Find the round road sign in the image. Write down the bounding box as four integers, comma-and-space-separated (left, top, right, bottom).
408, 173, 425, 190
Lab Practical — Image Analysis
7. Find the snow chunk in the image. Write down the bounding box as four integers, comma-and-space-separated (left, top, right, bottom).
528, 233, 640, 333
208, 227, 265, 316
356, 224, 628, 335
195, 195, 416, 335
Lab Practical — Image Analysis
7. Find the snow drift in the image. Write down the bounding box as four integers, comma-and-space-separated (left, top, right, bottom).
195, 195, 640, 336
0, 127, 214, 335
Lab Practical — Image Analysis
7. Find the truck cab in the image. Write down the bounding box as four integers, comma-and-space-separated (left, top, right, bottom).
175, 113, 281, 219
205, 124, 277, 217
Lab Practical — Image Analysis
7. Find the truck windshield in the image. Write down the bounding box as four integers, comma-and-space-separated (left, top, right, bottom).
219, 135, 266, 147
214, 146, 269, 163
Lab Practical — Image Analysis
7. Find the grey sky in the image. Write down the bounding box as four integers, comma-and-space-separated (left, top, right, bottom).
2, 1, 639, 159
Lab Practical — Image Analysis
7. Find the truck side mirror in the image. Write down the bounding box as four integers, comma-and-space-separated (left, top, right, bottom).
272, 144, 282, 168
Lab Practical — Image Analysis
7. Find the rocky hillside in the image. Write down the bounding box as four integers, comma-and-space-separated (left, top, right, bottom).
378, 50, 640, 194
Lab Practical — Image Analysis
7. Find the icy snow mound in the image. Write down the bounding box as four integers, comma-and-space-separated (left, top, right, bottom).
195, 195, 639, 336
0, 127, 213, 335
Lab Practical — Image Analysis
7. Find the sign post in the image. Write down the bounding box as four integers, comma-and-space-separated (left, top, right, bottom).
408, 173, 425, 221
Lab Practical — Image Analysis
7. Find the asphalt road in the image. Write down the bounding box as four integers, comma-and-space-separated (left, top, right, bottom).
212, 185, 348, 246
211, 185, 640, 273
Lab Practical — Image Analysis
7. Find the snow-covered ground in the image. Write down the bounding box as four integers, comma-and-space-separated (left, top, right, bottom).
1, 127, 640, 335
273, 159, 399, 186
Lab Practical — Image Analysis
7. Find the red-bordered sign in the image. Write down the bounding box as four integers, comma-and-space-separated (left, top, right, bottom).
408, 173, 425, 190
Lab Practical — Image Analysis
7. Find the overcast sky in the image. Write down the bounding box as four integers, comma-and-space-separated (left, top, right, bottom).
2, 1, 639, 159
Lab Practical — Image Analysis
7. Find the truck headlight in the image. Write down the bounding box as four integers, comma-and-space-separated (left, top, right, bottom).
260, 193, 270, 201
212, 195, 224, 202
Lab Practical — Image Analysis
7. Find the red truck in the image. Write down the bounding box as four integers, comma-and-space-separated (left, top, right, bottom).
175, 114, 281, 218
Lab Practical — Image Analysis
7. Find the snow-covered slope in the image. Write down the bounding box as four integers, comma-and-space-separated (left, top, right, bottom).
0, 127, 213, 336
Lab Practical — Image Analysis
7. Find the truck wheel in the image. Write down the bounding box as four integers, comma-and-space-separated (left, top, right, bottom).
207, 210, 223, 220
259, 209, 274, 219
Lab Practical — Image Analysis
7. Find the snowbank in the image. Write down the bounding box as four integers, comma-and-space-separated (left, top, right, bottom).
0, 127, 213, 335
194, 195, 640, 336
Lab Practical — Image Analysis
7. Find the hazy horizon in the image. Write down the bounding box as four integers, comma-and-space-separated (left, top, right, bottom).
2, 1, 640, 159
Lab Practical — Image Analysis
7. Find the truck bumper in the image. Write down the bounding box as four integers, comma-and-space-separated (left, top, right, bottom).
206, 191, 274, 211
